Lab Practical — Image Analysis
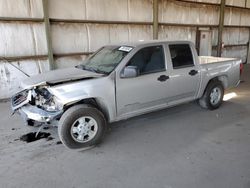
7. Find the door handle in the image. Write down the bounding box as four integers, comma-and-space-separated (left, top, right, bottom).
157, 75, 170, 82
189, 70, 198, 76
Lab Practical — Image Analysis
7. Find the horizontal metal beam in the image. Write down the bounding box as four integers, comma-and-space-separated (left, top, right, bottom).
0, 52, 94, 62
174, 0, 250, 11
224, 25, 250, 28
0, 55, 48, 62
50, 19, 250, 29
160, 23, 250, 29
159, 22, 217, 28
223, 44, 249, 48
226, 5, 250, 10
0, 17, 44, 23
172, 0, 220, 7
54, 52, 93, 58
212, 43, 248, 49
50, 19, 152, 26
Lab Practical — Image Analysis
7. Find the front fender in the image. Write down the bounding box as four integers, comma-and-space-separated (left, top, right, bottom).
47, 77, 116, 122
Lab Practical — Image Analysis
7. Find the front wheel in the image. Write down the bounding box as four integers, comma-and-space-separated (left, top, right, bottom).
58, 104, 107, 149
199, 80, 224, 110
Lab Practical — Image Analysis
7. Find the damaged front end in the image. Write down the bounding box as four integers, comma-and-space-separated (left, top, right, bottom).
11, 87, 63, 126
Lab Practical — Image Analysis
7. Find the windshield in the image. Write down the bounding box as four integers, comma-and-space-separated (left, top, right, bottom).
77, 46, 133, 74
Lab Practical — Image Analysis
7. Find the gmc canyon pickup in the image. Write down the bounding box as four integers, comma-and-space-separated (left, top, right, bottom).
11, 40, 242, 149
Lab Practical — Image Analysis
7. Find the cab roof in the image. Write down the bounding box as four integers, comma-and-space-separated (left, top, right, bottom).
111, 40, 194, 48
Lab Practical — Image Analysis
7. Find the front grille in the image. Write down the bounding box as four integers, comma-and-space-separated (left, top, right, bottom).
12, 90, 29, 107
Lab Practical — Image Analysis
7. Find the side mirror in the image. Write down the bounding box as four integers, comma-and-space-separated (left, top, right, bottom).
121, 66, 139, 78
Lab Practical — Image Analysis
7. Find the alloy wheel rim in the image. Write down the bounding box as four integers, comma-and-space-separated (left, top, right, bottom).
210, 87, 222, 105
70, 116, 98, 143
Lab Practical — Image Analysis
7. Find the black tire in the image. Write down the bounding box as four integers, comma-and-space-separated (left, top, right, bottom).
199, 80, 224, 110
58, 104, 107, 149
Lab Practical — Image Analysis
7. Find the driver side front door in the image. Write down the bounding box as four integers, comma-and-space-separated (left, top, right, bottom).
116, 45, 171, 119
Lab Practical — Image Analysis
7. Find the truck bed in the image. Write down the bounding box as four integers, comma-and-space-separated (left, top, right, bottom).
199, 56, 237, 65
197, 56, 241, 95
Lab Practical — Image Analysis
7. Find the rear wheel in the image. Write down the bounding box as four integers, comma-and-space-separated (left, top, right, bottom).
199, 80, 224, 110
58, 104, 107, 149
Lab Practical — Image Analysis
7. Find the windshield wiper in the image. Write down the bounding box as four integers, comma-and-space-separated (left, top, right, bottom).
76, 65, 108, 75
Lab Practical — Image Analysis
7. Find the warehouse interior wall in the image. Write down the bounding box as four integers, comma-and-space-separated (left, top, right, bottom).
0, 0, 250, 99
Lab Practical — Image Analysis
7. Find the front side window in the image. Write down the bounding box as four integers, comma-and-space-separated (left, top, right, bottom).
77, 46, 132, 74
127, 45, 165, 75
169, 44, 194, 69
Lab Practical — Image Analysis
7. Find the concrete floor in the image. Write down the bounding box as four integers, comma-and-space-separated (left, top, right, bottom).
0, 66, 250, 188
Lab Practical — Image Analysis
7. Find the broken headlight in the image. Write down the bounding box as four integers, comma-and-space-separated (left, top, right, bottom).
34, 88, 63, 112
12, 90, 30, 107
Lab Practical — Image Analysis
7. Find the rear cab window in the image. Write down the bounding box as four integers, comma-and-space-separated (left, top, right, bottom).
169, 44, 194, 69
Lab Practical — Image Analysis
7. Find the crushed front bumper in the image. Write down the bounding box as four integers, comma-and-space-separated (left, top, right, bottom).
18, 105, 63, 124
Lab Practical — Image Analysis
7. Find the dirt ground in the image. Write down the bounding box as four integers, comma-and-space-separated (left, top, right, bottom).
0, 65, 250, 188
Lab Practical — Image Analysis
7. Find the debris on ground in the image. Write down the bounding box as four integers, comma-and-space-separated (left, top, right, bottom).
46, 136, 54, 141
56, 141, 62, 145
20, 132, 51, 143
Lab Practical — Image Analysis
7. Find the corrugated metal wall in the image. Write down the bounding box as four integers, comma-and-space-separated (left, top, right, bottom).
0, 0, 250, 99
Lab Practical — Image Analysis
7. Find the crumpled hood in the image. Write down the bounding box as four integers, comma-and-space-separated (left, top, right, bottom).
21, 67, 103, 89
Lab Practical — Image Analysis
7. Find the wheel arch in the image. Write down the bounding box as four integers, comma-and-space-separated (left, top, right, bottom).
202, 75, 227, 96
63, 98, 112, 122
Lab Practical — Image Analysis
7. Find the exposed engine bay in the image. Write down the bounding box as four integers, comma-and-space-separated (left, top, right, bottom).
11, 87, 64, 126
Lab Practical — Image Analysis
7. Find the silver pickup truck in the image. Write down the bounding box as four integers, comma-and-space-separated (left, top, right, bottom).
11, 40, 242, 149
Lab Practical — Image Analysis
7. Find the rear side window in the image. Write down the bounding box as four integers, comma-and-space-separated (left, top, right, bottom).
127, 45, 165, 75
169, 44, 194, 69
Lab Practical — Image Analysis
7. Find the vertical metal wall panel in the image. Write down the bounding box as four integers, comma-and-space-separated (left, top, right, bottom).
198, 5, 219, 25
0, 60, 49, 99
222, 46, 248, 62
55, 56, 88, 69
225, 8, 250, 26
247, 0, 250, 8
51, 23, 89, 54
109, 25, 129, 44
238, 28, 250, 44
240, 10, 250, 26
86, 0, 128, 21
0, 0, 43, 18
49, 0, 86, 19
222, 28, 240, 45
224, 8, 241, 25
88, 24, 110, 51
159, 0, 219, 25
128, 0, 153, 22
212, 28, 219, 46
158, 26, 196, 43
223, 28, 240, 45
222, 28, 249, 45
159, 0, 195, 24
0, 23, 47, 57
226, 0, 245, 7
129, 25, 153, 42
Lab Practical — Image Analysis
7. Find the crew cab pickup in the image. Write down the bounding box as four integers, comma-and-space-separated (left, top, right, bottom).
11, 40, 242, 149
